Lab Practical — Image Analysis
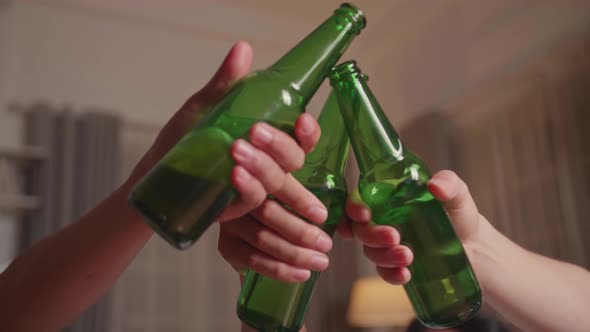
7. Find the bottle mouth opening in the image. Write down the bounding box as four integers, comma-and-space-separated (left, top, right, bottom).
329, 60, 368, 83
336, 3, 367, 33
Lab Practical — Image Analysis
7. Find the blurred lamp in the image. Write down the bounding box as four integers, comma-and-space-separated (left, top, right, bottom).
347, 277, 415, 329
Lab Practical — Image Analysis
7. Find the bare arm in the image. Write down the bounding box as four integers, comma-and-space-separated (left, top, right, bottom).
469, 218, 590, 332
0, 41, 328, 332
0, 184, 151, 332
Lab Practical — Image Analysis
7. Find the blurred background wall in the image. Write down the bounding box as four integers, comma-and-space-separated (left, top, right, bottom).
0, 0, 589, 331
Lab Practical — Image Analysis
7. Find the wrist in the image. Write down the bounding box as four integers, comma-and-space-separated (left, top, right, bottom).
111, 179, 153, 235
465, 216, 503, 271
464, 216, 524, 295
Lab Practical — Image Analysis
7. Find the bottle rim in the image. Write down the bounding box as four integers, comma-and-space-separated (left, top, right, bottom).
336, 3, 367, 34
329, 60, 368, 83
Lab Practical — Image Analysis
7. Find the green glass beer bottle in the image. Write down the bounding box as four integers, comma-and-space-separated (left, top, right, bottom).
329, 61, 482, 328
128, 4, 365, 249
236, 92, 350, 332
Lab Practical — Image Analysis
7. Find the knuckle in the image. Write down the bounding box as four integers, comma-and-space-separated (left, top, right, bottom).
256, 200, 270, 216
280, 243, 300, 265
243, 186, 266, 209
300, 225, 322, 248
257, 200, 276, 221
289, 151, 305, 171
252, 190, 266, 207
265, 168, 287, 194
294, 252, 308, 267
252, 229, 267, 249
246, 253, 263, 270
265, 171, 286, 194
273, 263, 289, 280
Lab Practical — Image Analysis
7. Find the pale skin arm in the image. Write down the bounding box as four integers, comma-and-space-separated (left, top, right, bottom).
0, 41, 333, 332
346, 170, 590, 332
465, 215, 590, 332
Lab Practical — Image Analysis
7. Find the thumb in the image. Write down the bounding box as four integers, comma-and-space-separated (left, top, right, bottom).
427, 170, 480, 240
186, 40, 254, 109
346, 189, 372, 224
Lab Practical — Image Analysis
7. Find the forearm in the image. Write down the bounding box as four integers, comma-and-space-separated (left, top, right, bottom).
0, 182, 153, 332
468, 217, 590, 332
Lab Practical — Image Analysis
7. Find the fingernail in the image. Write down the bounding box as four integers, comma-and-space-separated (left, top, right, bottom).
293, 269, 311, 281
308, 205, 327, 223
300, 115, 314, 135
310, 255, 329, 271
316, 235, 333, 252
252, 123, 273, 145
233, 140, 254, 162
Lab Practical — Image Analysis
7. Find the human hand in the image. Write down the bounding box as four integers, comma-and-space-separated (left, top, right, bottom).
345, 170, 484, 284
218, 192, 334, 282
126, 40, 327, 225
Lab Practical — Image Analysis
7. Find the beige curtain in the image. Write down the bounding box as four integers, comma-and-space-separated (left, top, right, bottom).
109, 124, 243, 332
449, 32, 590, 268
21, 105, 121, 332
306, 237, 362, 332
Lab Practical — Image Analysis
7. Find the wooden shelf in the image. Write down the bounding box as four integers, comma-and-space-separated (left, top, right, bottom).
0, 194, 40, 211
0, 146, 47, 161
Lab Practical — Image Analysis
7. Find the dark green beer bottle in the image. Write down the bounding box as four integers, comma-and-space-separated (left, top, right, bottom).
236, 92, 350, 332
329, 61, 482, 328
129, 4, 365, 249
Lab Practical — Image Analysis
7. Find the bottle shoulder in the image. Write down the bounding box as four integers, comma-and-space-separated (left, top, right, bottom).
231, 70, 306, 106
211, 70, 306, 114
362, 152, 430, 179
199, 70, 306, 137
359, 152, 433, 203
294, 165, 347, 193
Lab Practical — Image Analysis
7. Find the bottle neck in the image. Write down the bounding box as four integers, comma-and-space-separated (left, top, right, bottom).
303, 92, 350, 175
268, 4, 365, 106
330, 62, 404, 173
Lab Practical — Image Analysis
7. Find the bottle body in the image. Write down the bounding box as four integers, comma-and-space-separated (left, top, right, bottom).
359, 155, 481, 328
330, 61, 481, 328
237, 91, 350, 331
129, 4, 365, 249
129, 73, 301, 249
237, 184, 347, 332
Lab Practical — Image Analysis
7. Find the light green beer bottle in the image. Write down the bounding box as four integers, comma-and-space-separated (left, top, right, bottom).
237, 92, 350, 332
129, 4, 365, 249
329, 61, 482, 328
